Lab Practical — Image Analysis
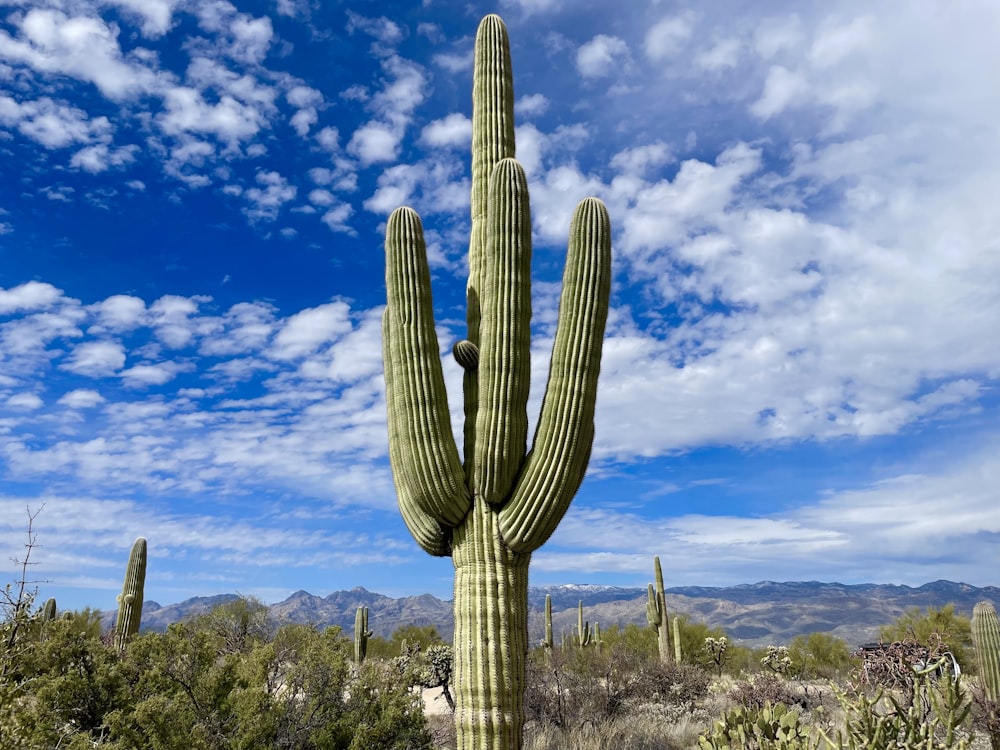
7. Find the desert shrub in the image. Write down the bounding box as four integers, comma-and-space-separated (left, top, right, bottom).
524, 638, 710, 731
788, 632, 855, 681
879, 604, 973, 671
728, 673, 808, 711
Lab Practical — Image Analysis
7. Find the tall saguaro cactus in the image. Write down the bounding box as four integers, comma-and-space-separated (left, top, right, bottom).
382, 14, 612, 750
114, 537, 146, 653
646, 555, 672, 663
973, 601, 1000, 750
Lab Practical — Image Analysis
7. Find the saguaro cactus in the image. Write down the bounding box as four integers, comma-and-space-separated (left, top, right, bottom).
543, 594, 553, 652
973, 601, 1000, 701
646, 555, 672, 663
42, 597, 57, 622
576, 600, 592, 648
354, 606, 372, 666
382, 14, 612, 750
114, 537, 146, 653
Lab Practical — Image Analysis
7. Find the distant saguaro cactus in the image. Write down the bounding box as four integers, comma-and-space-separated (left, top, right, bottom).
354, 606, 372, 666
42, 597, 57, 623
543, 594, 553, 652
382, 13, 612, 750
576, 600, 592, 648
114, 537, 146, 653
646, 555, 672, 663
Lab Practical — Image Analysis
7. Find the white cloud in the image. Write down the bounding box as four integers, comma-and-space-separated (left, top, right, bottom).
242, 170, 296, 221
750, 65, 809, 119
419, 113, 471, 149
88, 295, 146, 332
58, 389, 105, 408
347, 122, 400, 165
644, 13, 695, 62
6, 392, 44, 410
695, 38, 742, 71
62, 341, 126, 377
120, 362, 185, 387
270, 302, 353, 360
516, 94, 549, 118
576, 35, 629, 78
321, 204, 355, 234
0, 281, 63, 314
0, 8, 161, 100
70, 143, 139, 172
0, 96, 112, 149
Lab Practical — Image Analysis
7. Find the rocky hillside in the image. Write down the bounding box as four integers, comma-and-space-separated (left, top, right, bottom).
116, 579, 999, 649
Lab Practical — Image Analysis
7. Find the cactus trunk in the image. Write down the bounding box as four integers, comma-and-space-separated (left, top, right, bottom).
647, 555, 672, 663
453, 501, 530, 749
382, 14, 611, 750
973, 601, 1000, 703
114, 537, 146, 653
543, 594, 553, 652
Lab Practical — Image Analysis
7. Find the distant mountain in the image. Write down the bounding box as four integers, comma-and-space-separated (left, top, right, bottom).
108, 580, 1000, 649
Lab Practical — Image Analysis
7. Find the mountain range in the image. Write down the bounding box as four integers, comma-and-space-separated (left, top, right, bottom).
113, 580, 999, 649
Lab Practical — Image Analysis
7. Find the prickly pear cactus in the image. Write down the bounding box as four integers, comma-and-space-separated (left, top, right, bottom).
382, 14, 612, 750
114, 537, 146, 653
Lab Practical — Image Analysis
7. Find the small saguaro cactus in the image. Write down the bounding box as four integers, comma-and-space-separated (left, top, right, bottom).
672, 615, 682, 662
972, 601, 1000, 704
576, 600, 592, 648
543, 594, 553, 652
646, 555, 672, 663
42, 597, 57, 622
114, 537, 146, 653
354, 606, 372, 666
382, 13, 612, 750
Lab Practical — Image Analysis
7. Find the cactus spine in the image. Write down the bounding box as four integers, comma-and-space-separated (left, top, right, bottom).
354, 606, 372, 666
382, 14, 612, 749
114, 537, 146, 653
973, 601, 1000, 702
543, 594, 553, 652
646, 556, 672, 663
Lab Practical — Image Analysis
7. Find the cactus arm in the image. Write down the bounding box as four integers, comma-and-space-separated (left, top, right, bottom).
474, 158, 532, 504
114, 537, 147, 653
384, 310, 454, 556
384, 206, 471, 529
972, 601, 1000, 702
576, 600, 592, 648
498, 197, 612, 552
646, 583, 660, 625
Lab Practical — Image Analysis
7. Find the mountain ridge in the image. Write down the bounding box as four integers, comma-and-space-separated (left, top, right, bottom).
110, 579, 1000, 649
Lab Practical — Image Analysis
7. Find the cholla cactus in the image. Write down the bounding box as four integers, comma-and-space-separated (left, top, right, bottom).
761, 645, 792, 674
704, 636, 729, 676
114, 537, 146, 653
382, 14, 612, 750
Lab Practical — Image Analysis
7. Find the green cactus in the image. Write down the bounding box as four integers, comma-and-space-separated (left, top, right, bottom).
673, 615, 682, 662
646, 555, 672, 663
114, 537, 146, 653
382, 14, 612, 749
543, 594, 553, 652
972, 600, 1000, 749
41, 597, 57, 622
354, 606, 372, 666
576, 600, 592, 648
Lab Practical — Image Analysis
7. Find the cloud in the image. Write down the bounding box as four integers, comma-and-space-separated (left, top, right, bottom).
58, 389, 106, 409
242, 170, 297, 221
0, 8, 163, 100
70, 143, 139, 172
644, 13, 695, 61
0, 96, 112, 149
750, 65, 809, 119
269, 302, 353, 360
419, 113, 471, 149
576, 35, 629, 78
0, 281, 64, 314
347, 122, 399, 165
62, 341, 126, 377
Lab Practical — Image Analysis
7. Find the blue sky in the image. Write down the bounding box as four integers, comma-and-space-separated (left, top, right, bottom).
2, 0, 998, 613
